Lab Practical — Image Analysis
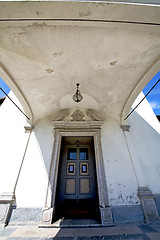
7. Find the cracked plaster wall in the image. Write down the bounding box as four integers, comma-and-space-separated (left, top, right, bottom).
101, 118, 140, 206
101, 94, 160, 206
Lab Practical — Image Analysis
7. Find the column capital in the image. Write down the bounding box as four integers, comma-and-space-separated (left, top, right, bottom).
24, 126, 34, 133
121, 125, 131, 132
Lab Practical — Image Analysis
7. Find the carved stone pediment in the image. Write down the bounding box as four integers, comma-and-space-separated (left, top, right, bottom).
86, 109, 104, 121
71, 110, 85, 121
52, 109, 69, 121
52, 109, 104, 122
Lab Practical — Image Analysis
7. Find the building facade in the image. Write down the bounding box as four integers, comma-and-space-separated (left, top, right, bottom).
0, 0, 160, 227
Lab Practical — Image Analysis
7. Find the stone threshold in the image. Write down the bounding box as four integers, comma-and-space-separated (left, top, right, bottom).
39, 218, 113, 228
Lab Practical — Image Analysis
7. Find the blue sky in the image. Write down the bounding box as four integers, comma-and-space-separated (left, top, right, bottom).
0, 77, 10, 97
0, 72, 160, 115
142, 71, 160, 115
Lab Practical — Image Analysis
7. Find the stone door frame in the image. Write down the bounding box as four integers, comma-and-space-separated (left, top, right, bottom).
42, 121, 113, 225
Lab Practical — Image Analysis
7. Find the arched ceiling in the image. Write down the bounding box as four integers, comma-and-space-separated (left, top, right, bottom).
0, 1, 160, 124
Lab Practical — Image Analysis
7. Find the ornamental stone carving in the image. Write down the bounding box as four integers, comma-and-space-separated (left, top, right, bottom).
51, 109, 104, 122
121, 125, 131, 132
52, 109, 69, 121
71, 110, 85, 121
45, 118, 113, 226
86, 109, 104, 121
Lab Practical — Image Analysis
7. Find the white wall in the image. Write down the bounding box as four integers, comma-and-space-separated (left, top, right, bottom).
101, 118, 140, 206
0, 92, 28, 194
101, 92, 160, 205
1, 91, 160, 209
14, 118, 54, 208
132, 92, 160, 134
0, 92, 54, 208
128, 93, 160, 194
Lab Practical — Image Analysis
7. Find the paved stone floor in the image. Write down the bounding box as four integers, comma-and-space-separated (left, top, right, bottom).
0, 223, 160, 240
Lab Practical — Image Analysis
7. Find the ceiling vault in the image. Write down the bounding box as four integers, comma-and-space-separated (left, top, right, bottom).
0, 1, 159, 124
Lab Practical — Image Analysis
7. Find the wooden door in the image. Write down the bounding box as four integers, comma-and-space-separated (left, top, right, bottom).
56, 137, 98, 218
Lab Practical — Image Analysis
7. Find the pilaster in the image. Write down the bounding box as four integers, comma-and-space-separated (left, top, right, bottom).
100, 207, 114, 226
138, 187, 160, 224
42, 207, 54, 224
0, 193, 15, 227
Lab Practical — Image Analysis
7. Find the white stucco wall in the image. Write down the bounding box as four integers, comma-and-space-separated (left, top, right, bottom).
0, 92, 28, 194
132, 92, 160, 134
14, 118, 55, 207
1, 90, 160, 209
101, 92, 160, 205
14, 130, 48, 207
101, 118, 140, 206
128, 93, 160, 194
0, 92, 54, 208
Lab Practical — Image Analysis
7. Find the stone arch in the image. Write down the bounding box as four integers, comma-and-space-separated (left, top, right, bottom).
121, 56, 160, 124
0, 65, 33, 123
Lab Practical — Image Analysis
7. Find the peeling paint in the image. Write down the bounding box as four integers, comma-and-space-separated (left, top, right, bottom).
118, 193, 123, 200
79, 11, 91, 17
30, 22, 48, 28
53, 51, 64, 57
36, 11, 40, 16
18, 31, 27, 35
45, 69, 54, 74
110, 60, 118, 66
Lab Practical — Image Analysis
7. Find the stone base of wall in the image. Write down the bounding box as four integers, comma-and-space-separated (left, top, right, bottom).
112, 204, 144, 224
42, 207, 54, 224
0, 193, 15, 227
100, 207, 114, 226
8, 205, 144, 225
8, 207, 42, 225
138, 187, 160, 224
7, 196, 160, 226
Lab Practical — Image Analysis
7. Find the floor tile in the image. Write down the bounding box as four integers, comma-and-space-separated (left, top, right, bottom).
138, 225, 157, 233
0, 224, 159, 240
146, 232, 160, 240
151, 225, 160, 232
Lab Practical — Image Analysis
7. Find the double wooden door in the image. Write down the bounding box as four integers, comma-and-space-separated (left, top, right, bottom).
57, 137, 98, 217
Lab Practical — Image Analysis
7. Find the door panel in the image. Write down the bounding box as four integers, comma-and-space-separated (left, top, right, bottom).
66, 179, 76, 195
60, 141, 96, 201
79, 178, 90, 194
